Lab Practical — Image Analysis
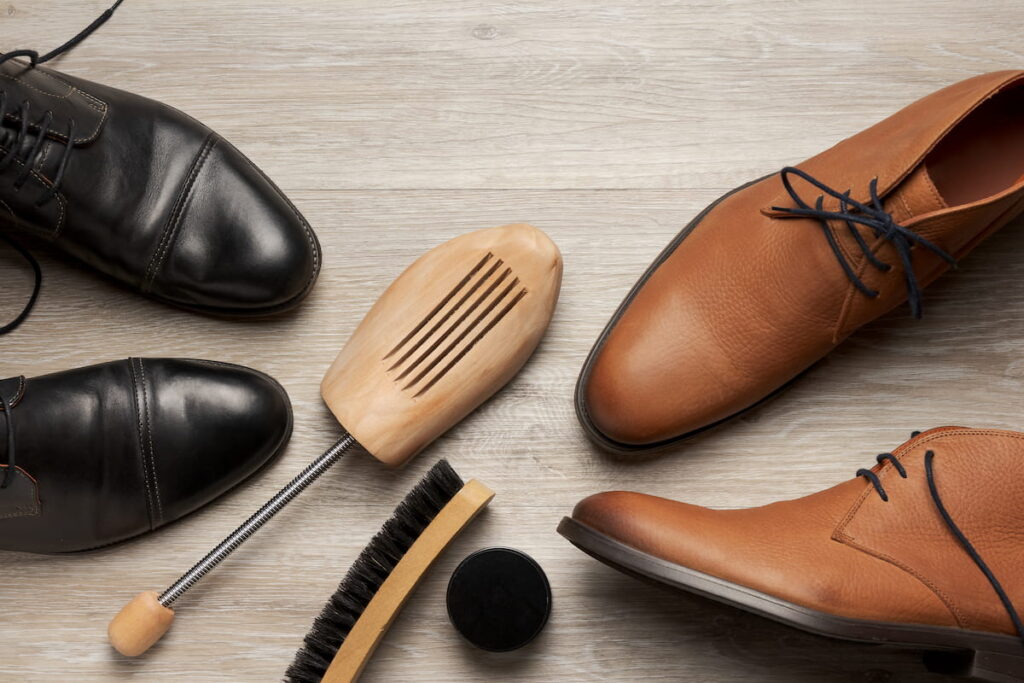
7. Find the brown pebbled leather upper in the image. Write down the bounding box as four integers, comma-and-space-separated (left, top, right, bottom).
572, 428, 1024, 636
581, 71, 1024, 447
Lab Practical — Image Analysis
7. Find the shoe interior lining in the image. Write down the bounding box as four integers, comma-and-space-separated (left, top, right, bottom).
926, 81, 1024, 206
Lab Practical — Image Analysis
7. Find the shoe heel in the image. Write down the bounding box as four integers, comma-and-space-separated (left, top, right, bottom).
924, 649, 1024, 683
970, 649, 1024, 683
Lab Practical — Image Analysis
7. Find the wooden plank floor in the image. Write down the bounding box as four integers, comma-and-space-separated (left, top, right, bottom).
2, 1, 1023, 680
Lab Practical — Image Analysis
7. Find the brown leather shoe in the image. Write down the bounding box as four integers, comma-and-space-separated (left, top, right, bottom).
558, 428, 1024, 681
578, 71, 1024, 453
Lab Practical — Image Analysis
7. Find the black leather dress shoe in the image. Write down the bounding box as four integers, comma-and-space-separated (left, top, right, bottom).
0, 3, 321, 332
0, 358, 292, 553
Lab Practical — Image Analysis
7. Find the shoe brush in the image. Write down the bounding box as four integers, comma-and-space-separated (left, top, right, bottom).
285, 458, 492, 683
109, 223, 561, 657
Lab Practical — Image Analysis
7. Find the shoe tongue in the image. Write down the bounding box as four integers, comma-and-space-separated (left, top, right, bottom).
882, 162, 948, 224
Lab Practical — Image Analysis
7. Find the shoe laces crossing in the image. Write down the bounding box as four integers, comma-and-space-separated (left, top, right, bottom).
0, 0, 124, 335
771, 166, 956, 319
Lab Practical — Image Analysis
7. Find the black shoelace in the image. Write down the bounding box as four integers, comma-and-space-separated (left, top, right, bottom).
0, 390, 16, 489
0, 0, 124, 335
771, 166, 957, 319
857, 442, 1024, 641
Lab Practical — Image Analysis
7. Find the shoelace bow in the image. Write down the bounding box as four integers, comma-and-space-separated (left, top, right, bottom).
0, 0, 124, 335
857, 439, 1024, 642
771, 166, 956, 319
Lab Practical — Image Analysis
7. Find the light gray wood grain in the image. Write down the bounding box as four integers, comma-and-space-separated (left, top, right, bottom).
1, 1, 1023, 681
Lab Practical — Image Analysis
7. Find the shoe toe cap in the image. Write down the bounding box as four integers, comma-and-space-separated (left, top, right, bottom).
571, 491, 713, 563
572, 491, 649, 540
581, 331, 721, 449
581, 345, 665, 447
143, 358, 292, 525
148, 138, 320, 313
579, 274, 767, 450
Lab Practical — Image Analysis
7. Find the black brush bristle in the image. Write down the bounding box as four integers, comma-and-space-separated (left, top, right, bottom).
284, 459, 465, 682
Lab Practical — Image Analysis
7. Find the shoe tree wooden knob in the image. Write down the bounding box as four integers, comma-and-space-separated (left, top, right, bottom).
108, 592, 174, 657
321, 222, 562, 467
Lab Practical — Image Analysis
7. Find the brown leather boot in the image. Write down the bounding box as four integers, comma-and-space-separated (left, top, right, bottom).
578, 71, 1024, 453
559, 428, 1024, 682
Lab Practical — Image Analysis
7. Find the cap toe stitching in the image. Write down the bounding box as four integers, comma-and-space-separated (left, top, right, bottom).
127, 358, 157, 530
137, 358, 163, 526
142, 133, 217, 290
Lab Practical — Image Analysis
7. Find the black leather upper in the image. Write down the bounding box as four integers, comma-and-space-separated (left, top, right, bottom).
0, 57, 321, 314
0, 358, 292, 553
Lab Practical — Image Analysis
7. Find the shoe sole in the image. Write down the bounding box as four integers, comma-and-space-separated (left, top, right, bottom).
154, 270, 319, 319
557, 516, 1024, 682
573, 175, 797, 456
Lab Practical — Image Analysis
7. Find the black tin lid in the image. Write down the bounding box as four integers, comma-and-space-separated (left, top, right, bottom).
446, 547, 551, 652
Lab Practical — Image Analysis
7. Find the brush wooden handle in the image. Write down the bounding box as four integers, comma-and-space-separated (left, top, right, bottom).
322, 479, 495, 683
321, 223, 562, 467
